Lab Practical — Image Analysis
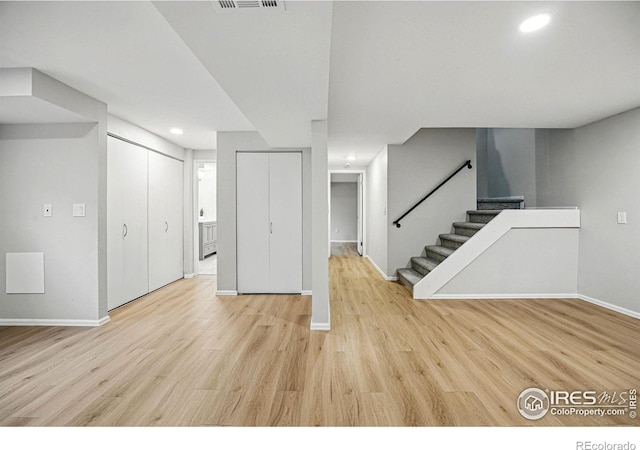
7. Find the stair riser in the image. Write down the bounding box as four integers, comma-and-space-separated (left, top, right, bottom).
468, 213, 498, 224
411, 262, 431, 277
398, 274, 415, 292
440, 238, 463, 250
425, 249, 448, 263
453, 226, 480, 237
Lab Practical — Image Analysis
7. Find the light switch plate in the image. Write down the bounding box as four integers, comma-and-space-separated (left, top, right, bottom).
617, 212, 627, 224
73, 203, 86, 217
44, 204, 52, 217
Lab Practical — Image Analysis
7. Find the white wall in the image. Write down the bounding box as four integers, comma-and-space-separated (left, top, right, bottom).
365, 146, 388, 277
387, 128, 476, 277
311, 120, 330, 329
330, 182, 357, 241
198, 162, 216, 221
107, 115, 184, 161
536, 107, 640, 315
435, 228, 579, 297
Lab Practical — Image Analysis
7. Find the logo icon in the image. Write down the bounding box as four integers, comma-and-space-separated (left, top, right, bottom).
518, 387, 550, 420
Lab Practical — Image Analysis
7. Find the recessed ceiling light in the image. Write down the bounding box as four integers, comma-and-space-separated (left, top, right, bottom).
346, 155, 357, 161
170, 128, 184, 135
519, 13, 551, 33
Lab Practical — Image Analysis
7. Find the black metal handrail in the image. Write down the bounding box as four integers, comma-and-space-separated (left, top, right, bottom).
393, 159, 472, 228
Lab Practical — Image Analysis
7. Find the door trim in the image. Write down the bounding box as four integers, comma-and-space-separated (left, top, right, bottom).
328, 169, 367, 257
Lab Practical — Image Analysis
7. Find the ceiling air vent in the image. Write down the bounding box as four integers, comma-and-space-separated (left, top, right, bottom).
213, 0, 285, 12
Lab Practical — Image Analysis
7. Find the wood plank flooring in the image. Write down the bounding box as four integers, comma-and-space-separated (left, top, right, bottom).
0, 254, 638, 426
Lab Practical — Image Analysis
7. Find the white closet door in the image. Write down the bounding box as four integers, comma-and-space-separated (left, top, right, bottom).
148, 151, 184, 292
269, 153, 302, 293
237, 152, 271, 293
107, 137, 148, 310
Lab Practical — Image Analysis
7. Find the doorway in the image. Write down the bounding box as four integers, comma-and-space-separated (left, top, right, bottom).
195, 161, 217, 275
328, 170, 366, 257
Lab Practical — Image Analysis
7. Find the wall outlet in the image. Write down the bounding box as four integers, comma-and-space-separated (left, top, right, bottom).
73, 203, 86, 217
44, 204, 52, 217
617, 212, 627, 224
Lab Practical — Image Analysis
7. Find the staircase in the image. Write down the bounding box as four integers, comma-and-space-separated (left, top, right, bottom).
397, 196, 524, 292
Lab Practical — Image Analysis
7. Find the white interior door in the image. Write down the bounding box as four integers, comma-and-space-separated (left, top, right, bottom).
107, 137, 148, 310
357, 173, 363, 256
148, 151, 183, 292
237, 153, 270, 293
269, 153, 302, 293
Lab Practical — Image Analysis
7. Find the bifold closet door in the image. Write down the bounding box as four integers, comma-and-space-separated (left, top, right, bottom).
236, 152, 302, 294
268, 153, 302, 292
237, 153, 271, 293
107, 137, 148, 311
148, 151, 184, 292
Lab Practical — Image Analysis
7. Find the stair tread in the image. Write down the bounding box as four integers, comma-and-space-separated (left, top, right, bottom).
410, 257, 439, 272
453, 221, 485, 229
439, 233, 470, 243
397, 268, 423, 286
425, 245, 455, 257
467, 209, 502, 215
477, 196, 524, 202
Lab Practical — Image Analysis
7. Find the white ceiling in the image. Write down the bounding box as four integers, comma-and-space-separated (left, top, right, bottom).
1, 1, 639, 166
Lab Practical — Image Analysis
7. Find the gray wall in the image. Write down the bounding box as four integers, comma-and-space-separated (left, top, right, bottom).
536, 107, 640, 314
477, 128, 537, 206
0, 68, 108, 323
0, 124, 102, 321
330, 182, 357, 241
387, 128, 476, 276
365, 146, 388, 276
216, 131, 312, 293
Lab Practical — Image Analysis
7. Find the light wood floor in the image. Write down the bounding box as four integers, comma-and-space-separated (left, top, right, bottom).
0, 254, 638, 426
331, 241, 359, 256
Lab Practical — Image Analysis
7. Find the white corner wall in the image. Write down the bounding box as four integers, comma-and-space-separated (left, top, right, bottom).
365, 146, 388, 278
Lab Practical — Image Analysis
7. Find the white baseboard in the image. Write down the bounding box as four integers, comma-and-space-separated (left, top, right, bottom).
426, 293, 640, 320
0, 316, 111, 327
216, 290, 237, 296
364, 255, 397, 281
98, 315, 111, 326
183, 273, 196, 279
428, 293, 579, 300
330, 240, 357, 243
578, 294, 640, 320
301, 290, 312, 296
310, 321, 330, 331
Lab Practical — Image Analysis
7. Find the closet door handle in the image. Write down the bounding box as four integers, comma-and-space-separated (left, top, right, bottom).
123, 224, 128, 239
165, 221, 169, 232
